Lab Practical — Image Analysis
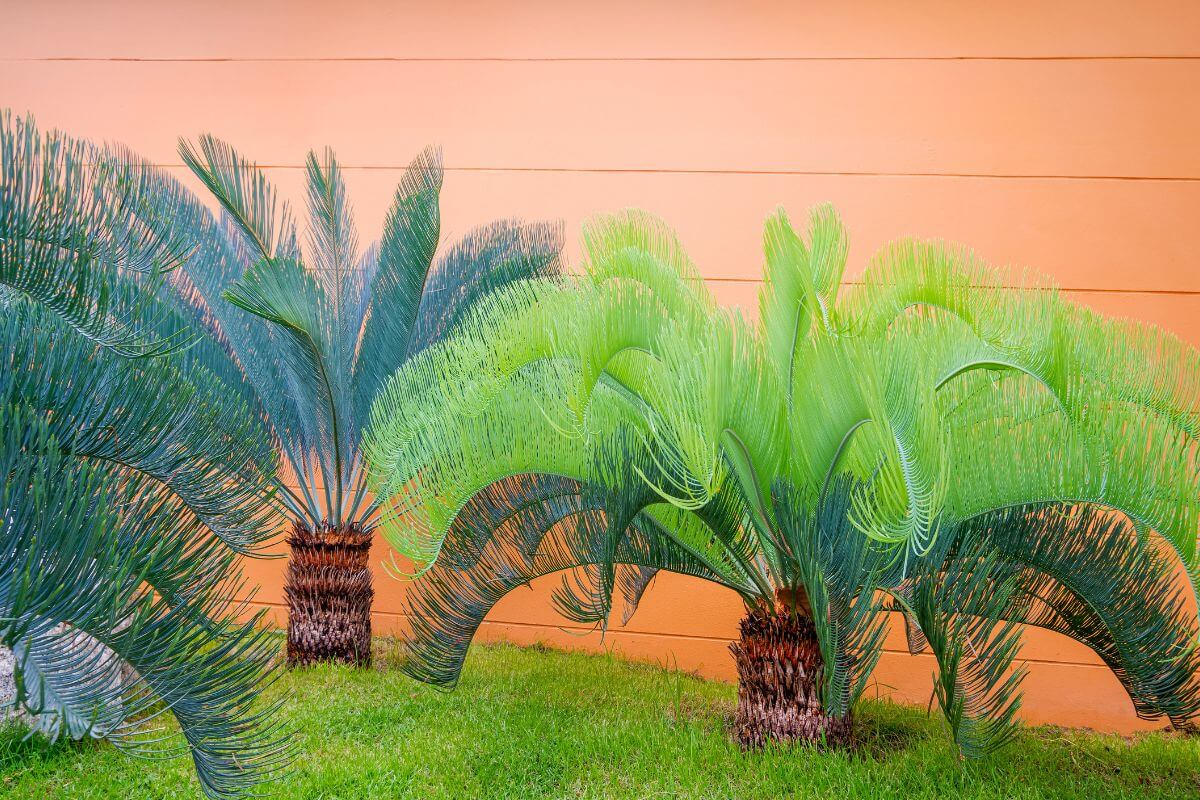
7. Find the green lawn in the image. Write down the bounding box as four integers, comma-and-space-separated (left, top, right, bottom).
2, 641, 1197, 799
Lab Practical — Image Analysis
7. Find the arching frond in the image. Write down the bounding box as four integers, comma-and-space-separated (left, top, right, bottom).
907, 543, 1027, 758
0, 112, 194, 356
957, 505, 1200, 725
2, 301, 278, 552
1, 408, 291, 797
399, 472, 740, 687
367, 202, 1200, 747
3, 114, 290, 798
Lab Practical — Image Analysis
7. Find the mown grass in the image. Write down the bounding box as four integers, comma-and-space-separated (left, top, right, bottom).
1, 640, 1197, 799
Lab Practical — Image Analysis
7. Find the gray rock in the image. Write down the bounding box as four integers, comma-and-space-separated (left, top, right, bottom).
1, 645, 19, 724
0, 632, 132, 736
0, 647, 13, 701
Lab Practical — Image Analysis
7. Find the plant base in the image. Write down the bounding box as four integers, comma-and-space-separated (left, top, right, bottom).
730, 607, 852, 748
285, 521, 373, 667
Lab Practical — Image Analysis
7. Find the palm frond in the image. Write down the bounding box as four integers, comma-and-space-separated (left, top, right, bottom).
759, 204, 847, 398
304, 150, 363, 490
1, 112, 194, 356
2, 299, 279, 552
907, 542, 1027, 758
367, 202, 1200, 747
774, 477, 891, 719
400, 472, 736, 687
3, 116, 290, 798
177, 136, 563, 529
407, 219, 563, 357
223, 256, 345, 519
178, 135, 298, 262
352, 147, 443, 424
2, 403, 291, 798
960, 504, 1200, 724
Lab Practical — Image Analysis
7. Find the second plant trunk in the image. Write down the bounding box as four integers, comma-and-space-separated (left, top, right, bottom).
285, 521, 373, 667
730, 606, 852, 748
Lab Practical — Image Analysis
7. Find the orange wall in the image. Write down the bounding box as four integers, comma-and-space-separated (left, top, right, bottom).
7, 0, 1200, 733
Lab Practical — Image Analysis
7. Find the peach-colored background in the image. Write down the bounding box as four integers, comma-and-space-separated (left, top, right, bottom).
7, 1, 1200, 732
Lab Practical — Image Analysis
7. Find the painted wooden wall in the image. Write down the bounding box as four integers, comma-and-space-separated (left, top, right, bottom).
6, 1, 1200, 732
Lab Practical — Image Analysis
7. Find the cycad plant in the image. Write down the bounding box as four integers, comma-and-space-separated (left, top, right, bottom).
173, 137, 561, 666
1, 113, 288, 796
366, 206, 1200, 755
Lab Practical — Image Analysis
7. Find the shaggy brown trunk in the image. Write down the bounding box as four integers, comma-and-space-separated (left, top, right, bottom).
285, 521, 373, 668
730, 602, 852, 749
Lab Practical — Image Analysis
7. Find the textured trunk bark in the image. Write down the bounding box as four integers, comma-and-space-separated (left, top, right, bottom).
285, 521, 373, 668
730, 606, 852, 748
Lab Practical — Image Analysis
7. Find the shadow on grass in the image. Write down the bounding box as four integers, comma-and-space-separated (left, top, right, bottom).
851, 703, 937, 758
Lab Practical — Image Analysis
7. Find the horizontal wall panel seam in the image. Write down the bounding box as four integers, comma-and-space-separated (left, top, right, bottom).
10, 56, 1200, 63
51, 161, 1200, 183
8, 59, 1200, 179
95, 162, 1200, 183
207, 281, 1200, 297
236, 599, 1122, 670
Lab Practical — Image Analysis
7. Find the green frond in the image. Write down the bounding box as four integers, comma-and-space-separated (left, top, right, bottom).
582, 209, 714, 315
1, 112, 195, 356
1, 410, 291, 795
408, 220, 563, 357
399, 472, 740, 687
907, 541, 1027, 758
774, 477, 891, 718
759, 204, 847, 398
4, 115, 290, 798
372, 358, 590, 569
956, 505, 1200, 724
178, 134, 298, 262
941, 374, 1200, 575
368, 201, 1200, 748
638, 501, 764, 599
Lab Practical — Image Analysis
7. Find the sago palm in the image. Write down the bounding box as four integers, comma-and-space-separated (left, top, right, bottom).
366, 206, 1200, 755
172, 136, 561, 666
1, 113, 288, 797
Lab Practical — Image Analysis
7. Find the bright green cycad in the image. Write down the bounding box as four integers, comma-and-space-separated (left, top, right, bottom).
1, 114, 289, 797
366, 205, 1200, 755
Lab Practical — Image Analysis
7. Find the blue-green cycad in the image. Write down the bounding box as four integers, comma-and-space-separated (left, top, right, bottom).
366, 206, 1200, 755
1, 113, 288, 797
174, 135, 562, 666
